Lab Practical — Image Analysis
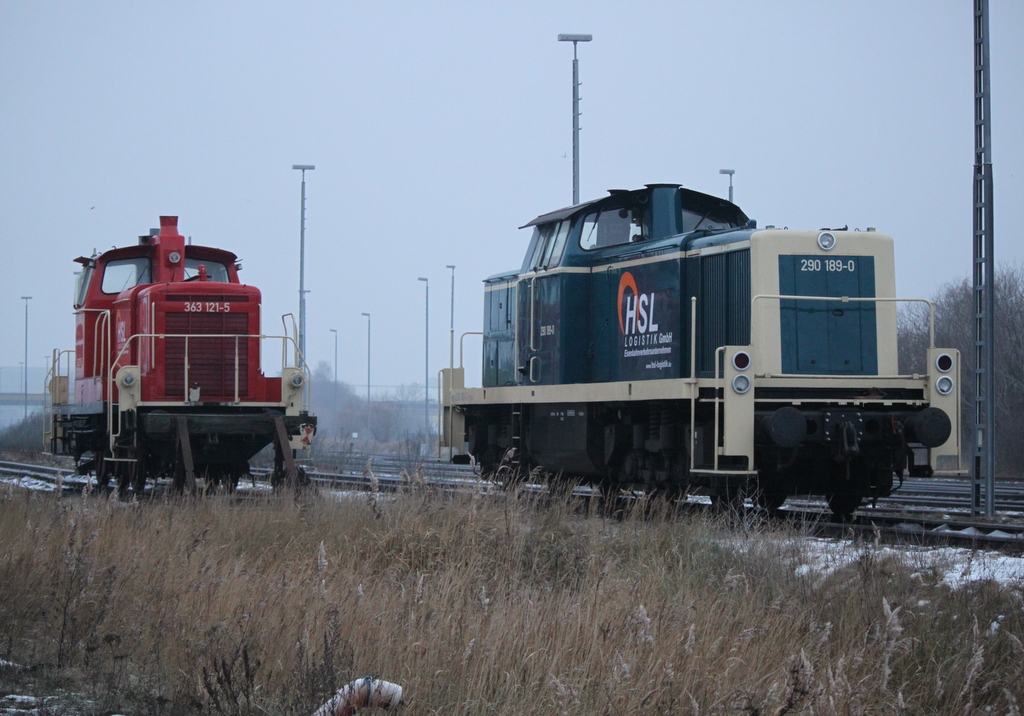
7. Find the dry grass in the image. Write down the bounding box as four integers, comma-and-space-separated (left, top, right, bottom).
0, 482, 1022, 715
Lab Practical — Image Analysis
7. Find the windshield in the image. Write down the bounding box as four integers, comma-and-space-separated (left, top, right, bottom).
101, 258, 152, 294
74, 265, 94, 307
183, 258, 230, 282
579, 207, 644, 250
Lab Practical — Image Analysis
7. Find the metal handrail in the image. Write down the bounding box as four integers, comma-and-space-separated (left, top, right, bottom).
751, 294, 935, 349
42, 348, 74, 450
459, 331, 483, 370
71, 308, 112, 378
105, 331, 306, 451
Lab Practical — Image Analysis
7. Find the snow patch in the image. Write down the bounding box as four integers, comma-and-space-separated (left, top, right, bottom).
790, 538, 1024, 589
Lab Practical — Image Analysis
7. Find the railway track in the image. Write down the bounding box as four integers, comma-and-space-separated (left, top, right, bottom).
3, 457, 1023, 551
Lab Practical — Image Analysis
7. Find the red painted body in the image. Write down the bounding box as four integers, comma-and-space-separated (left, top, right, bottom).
73, 216, 282, 408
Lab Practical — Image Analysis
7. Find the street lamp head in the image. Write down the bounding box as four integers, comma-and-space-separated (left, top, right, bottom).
558, 34, 592, 42
446, 264, 455, 270
719, 169, 735, 176
292, 164, 315, 171
330, 328, 337, 334
361, 312, 370, 318
418, 277, 428, 283
21, 296, 32, 300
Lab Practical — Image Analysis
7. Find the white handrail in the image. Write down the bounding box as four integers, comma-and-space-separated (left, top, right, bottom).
104, 331, 306, 451
751, 294, 935, 348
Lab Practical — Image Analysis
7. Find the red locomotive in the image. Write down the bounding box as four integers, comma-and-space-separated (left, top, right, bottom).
46, 216, 315, 492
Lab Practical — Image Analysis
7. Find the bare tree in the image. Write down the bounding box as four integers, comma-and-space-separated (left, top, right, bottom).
309, 360, 362, 447
370, 392, 401, 443
898, 265, 1024, 474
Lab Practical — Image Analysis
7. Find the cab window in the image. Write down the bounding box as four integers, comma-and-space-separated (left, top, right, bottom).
525, 221, 569, 271
184, 258, 229, 282
579, 207, 643, 250
541, 221, 570, 268
101, 258, 152, 294
74, 265, 94, 308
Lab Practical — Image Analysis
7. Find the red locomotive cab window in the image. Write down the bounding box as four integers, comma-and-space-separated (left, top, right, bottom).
73, 264, 94, 308
101, 258, 152, 294
183, 258, 230, 282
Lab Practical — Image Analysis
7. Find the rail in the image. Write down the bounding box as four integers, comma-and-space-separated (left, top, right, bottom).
42, 349, 74, 450
280, 312, 311, 411
436, 332, 483, 460
752, 293, 936, 351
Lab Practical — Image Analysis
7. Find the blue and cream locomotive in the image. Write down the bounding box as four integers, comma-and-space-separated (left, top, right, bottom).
442, 184, 961, 515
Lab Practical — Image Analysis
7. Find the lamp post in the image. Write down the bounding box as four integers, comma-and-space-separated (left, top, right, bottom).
446, 265, 456, 460
719, 169, 735, 203
558, 33, 592, 206
417, 277, 429, 439
446, 265, 455, 374
21, 296, 31, 419
361, 313, 371, 431
291, 165, 314, 369
329, 328, 338, 383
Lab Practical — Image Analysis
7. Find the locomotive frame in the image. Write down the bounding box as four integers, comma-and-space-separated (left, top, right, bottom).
441, 184, 962, 515
45, 216, 315, 493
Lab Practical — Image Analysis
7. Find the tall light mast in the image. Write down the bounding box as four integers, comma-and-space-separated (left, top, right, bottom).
971, 0, 995, 517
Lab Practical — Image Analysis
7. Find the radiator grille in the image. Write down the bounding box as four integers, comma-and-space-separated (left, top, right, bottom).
164, 313, 250, 399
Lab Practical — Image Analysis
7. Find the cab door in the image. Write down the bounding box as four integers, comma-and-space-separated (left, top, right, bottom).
516, 221, 571, 385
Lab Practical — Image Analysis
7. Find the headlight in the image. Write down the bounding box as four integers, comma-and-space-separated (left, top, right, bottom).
732, 351, 751, 371
935, 376, 954, 395
817, 231, 837, 251
120, 372, 135, 387
732, 374, 751, 394
290, 372, 305, 388
935, 353, 954, 372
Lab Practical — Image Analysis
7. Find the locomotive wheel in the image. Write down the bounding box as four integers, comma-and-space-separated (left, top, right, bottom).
827, 494, 862, 520
95, 451, 110, 490
132, 451, 149, 495
755, 491, 787, 511
225, 463, 248, 493
116, 462, 134, 497
172, 460, 188, 494
711, 488, 743, 512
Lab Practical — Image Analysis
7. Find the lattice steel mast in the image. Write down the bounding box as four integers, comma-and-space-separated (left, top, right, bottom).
972, 0, 995, 517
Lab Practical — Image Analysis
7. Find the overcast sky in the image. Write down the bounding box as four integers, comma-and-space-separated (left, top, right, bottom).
1, 0, 1021, 395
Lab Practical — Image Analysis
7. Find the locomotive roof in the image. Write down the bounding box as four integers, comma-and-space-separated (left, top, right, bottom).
520, 184, 748, 230
75, 242, 239, 266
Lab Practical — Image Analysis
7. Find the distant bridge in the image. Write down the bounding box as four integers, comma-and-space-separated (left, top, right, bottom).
0, 392, 45, 408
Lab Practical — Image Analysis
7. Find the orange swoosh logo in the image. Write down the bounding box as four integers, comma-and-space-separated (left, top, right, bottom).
617, 271, 638, 335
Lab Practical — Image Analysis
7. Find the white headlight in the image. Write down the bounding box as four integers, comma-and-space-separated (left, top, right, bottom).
290, 372, 304, 388
120, 372, 135, 387
168, 251, 181, 264
817, 231, 837, 251
935, 376, 954, 395
732, 374, 751, 394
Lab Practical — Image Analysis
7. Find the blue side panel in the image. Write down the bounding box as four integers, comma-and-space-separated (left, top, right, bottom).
779, 256, 877, 374
482, 277, 518, 387
696, 250, 750, 374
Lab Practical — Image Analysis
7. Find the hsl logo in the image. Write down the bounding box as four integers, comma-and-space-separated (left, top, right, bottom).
617, 271, 659, 335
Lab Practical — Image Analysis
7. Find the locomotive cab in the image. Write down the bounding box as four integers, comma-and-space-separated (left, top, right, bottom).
48, 216, 315, 493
